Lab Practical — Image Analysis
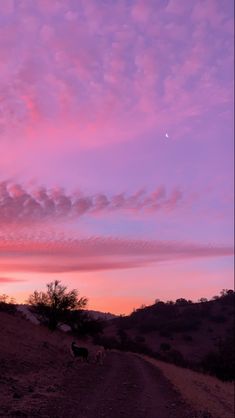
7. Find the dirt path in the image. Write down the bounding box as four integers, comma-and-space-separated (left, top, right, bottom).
39, 351, 196, 418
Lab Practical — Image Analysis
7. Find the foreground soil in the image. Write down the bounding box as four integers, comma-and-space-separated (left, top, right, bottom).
1, 350, 195, 418
0, 312, 196, 418
39, 351, 196, 418
1, 311, 233, 418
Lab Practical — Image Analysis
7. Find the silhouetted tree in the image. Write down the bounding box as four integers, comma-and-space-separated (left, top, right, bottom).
28, 280, 87, 330
155, 299, 164, 304
198, 297, 208, 303
166, 300, 174, 305
0, 294, 15, 304
0, 294, 16, 314
175, 298, 192, 306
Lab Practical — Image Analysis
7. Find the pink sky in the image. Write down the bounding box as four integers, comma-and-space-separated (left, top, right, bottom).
0, 0, 234, 314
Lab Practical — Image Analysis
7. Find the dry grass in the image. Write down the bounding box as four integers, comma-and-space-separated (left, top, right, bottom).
137, 354, 234, 418
0, 311, 106, 416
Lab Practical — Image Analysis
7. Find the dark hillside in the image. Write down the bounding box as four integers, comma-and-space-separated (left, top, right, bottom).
100, 290, 235, 380
0, 295, 234, 418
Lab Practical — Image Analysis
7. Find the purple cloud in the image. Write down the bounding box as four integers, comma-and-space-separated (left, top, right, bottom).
0, 181, 183, 224
0, 277, 25, 283
0, 234, 233, 273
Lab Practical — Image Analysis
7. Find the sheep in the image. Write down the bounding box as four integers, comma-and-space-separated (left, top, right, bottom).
95, 346, 105, 365
70, 341, 89, 362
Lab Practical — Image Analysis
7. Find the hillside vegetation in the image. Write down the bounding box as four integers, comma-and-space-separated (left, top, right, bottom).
97, 290, 235, 381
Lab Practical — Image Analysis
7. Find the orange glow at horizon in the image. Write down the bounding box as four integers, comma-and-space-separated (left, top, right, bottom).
1, 262, 233, 315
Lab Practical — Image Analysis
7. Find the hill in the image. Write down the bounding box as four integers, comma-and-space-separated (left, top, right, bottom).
16, 305, 116, 326
0, 309, 234, 418
98, 290, 235, 381
86, 309, 116, 321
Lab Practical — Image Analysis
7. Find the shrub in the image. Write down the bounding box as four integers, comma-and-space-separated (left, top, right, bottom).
135, 335, 146, 343
159, 330, 173, 338
160, 342, 171, 351
182, 334, 193, 342
201, 334, 235, 381
207, 327, 214, 333
93, 335, 120, 350
67, 310, 104, 336
209, 314, 226, 324
0, 295, 16, 314
175, 298, 192, 306
167, 349, 186, 366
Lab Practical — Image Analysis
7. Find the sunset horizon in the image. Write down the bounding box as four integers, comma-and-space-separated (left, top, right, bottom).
0, 0, 234, 316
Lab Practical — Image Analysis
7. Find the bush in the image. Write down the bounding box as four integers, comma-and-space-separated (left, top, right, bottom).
158, 348, 186, 367
0, 295, 16, 314
135, 335, 146, 343
159, 330, 173, 339
201, 334, 235, 381
175, 298, 192, 306
209, 314, 226, 324
160, 342, 171, 351
219, 289, 235, 306
207, 327, 214, 333
66, 309, 104, 336
92, 335, 120, 350
158, 316, 201, 333
167, 349, 186, 366
182, 334, 193, 342
78, 317, 103, 336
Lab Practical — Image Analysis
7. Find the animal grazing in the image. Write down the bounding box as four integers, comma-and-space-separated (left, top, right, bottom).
95, 346, 105, 365
71, 341, 89, 362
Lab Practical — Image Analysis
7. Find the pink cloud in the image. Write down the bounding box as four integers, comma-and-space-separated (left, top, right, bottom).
131, 0, 152, 23
0, 0, 14, 15
0, 181, 184, 224
0, 277, 25, 283
191, 0, 225, 28
165, 1, 192, 15
0, 0, 232, 154
0, 234, 233, 274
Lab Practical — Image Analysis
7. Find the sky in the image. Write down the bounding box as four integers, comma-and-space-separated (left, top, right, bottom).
0, 0, 234, 314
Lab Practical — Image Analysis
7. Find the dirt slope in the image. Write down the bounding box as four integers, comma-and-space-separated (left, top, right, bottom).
0, 312, 196, 418
1, 311, 233, 418
138, 354, 234, 418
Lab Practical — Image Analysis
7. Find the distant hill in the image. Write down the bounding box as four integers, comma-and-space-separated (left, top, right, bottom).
16, 305, 116, 325
97, 290, 235, 381
86, 310, 116, 321
2, 290, 234, 381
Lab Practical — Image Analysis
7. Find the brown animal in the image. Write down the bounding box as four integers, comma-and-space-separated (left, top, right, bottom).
95, 347, 105, 365
71, 342, 89, 362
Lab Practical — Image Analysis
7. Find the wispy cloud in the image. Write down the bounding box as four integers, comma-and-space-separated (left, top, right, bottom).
0, 234, 233, 273
0, 277, 25, 283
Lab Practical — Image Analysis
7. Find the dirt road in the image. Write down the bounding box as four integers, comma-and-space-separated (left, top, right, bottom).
39, 350, 196, 418
0, 312, 197, 417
